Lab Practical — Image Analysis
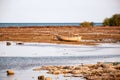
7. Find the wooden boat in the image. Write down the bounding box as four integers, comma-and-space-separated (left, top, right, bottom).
56, 35, 82, 42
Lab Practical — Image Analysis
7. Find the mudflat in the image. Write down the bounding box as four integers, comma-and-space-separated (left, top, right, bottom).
0, 26, 120, 45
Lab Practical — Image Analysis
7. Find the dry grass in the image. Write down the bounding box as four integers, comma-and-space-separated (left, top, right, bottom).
0, 26, 120, 45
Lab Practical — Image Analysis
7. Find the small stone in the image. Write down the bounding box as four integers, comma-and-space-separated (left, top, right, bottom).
62, 69, 70, 74
71, 70, 81, 74
38, 75, 45, 80
101, 64, 112, 68
45, 77, 52, 80
6, 42, 11, 46
72, 74, 84, 77
16, 42, 24, 45
7, 70, 14, 75
52, 70, 61, 74
116, 64, 120, 70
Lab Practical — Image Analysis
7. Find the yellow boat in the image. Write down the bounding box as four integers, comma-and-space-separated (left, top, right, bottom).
56, 35, 82, 42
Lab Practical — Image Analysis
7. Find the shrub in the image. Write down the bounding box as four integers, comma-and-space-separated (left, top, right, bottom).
103, 14, 120, 26
80, 21, 93, 27
110, 14, 120, 26
103, 18, 111, 26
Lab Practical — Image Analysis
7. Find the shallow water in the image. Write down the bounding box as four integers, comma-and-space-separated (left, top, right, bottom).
0, 42, 120, 57
0, 55, 120, 71
0, 42, 120, 80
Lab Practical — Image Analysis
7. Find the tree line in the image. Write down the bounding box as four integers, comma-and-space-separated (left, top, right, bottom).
80, 14, 120, 27
103, 14, 120, 26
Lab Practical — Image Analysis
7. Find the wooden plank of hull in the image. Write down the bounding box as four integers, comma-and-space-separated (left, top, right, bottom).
56, 35, 82, 42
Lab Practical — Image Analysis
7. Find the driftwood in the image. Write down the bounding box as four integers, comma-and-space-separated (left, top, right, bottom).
56, 35, 82, 42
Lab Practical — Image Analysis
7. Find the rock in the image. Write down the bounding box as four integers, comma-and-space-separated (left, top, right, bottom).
82, 67, 90, 71
85, 75, 101, 80
96, 68, 103, 73
70, 66, 76, 70
33, 68, 42, 71
74, 66, 81, 70
52, 70, 61, 74
101, 64, 112, 68
97, 67, 103, 70
7, 70, 14, 75
38, 75, 45, 80
63, 66, 71, 69
103, 68, 116, 73
116, 73, 120, 77
16, 42, 24, 45
36, 63, 120, 80
45, 77, 52, 80
71, 70, 81, 74
62, 69, 71, 74
116, 64, 120, 70
72, 74, 84, 77
91, 69, 98, 74
102, 73, 110, 78
6, 42, 11, 46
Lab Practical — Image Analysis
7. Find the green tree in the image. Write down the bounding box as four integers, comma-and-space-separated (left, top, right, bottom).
103, 14, 120, 26
103, 18, 111, 26
110, 14, 120, 26
80, 21, 93, 27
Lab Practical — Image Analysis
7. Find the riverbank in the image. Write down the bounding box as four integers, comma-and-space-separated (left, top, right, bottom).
0, 26, 120, 45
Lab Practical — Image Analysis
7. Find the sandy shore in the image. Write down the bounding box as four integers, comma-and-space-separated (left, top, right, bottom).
0, 26, 120, 45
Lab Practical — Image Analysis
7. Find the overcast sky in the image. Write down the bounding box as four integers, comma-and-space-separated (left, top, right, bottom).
0, 0, 120, 23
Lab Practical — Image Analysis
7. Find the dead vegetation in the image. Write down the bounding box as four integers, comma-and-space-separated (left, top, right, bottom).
0, 26, 120, 45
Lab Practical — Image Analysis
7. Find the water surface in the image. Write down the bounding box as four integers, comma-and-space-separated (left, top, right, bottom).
0, 42, 120, 80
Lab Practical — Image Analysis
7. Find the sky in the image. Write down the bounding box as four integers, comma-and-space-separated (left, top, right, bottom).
0, 0, 120, 23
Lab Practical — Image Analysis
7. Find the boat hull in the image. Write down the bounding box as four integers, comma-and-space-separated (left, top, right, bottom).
56, 35, 82, 42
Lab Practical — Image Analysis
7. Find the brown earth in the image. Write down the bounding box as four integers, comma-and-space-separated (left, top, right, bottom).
0, 26, 120, 45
